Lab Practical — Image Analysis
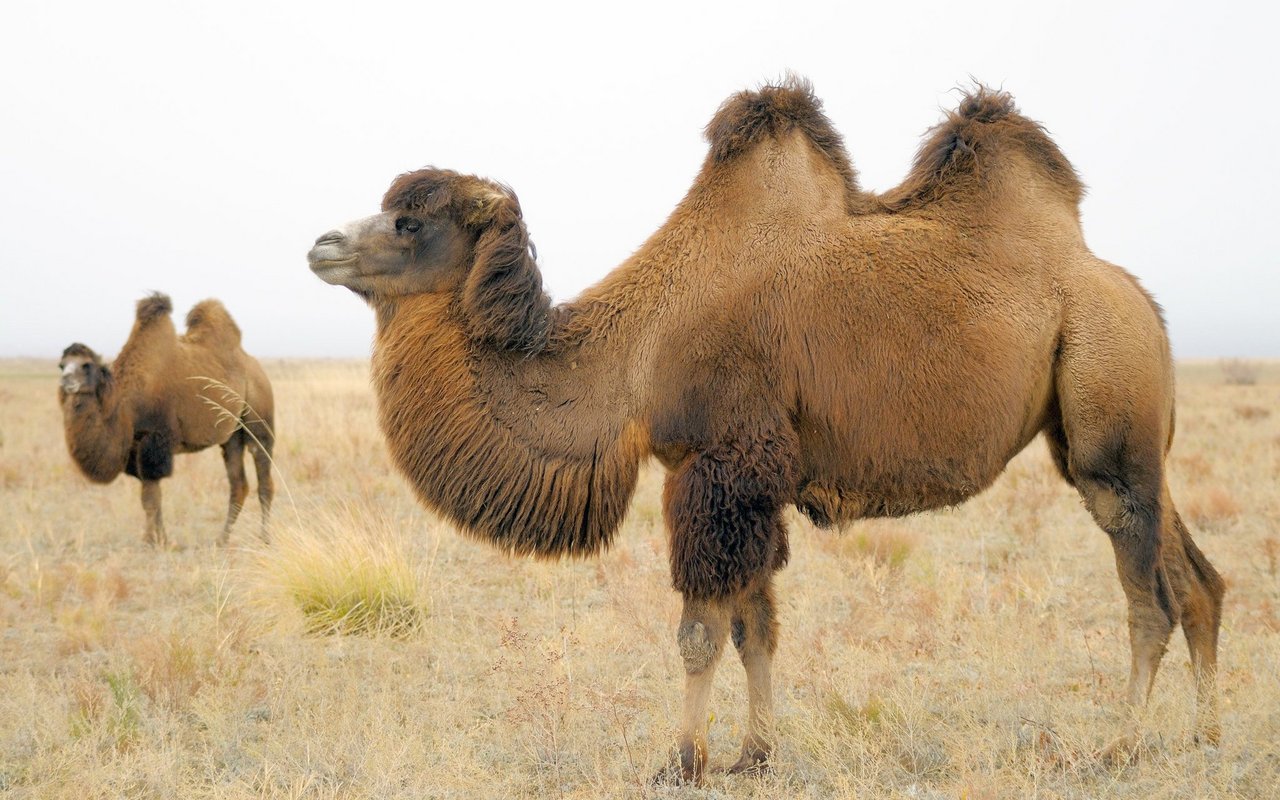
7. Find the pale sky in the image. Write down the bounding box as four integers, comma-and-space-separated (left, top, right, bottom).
2, 0, 1276, 359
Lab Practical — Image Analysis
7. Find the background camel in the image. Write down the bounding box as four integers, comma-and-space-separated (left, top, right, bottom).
307, 80, 1223, 782
59, 293, 275, 546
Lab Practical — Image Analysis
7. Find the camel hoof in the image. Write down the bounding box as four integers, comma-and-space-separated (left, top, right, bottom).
650, 762, 698, 787
651, 745, 703, 786
724, 751, 771, 776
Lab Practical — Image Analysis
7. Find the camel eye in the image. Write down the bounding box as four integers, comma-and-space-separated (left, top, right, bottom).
395, 216, 423, 234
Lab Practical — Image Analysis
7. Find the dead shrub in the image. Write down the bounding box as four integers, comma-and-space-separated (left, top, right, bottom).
1234, 404, 1271, 422
1220, 359, 1259, 386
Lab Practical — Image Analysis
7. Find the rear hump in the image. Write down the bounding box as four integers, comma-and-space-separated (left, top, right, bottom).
184, 299, 242, 346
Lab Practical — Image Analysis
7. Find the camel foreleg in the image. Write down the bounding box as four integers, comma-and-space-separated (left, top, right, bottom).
665, 596, 732, 783
141, 479, 166, 548
727, 577, 778, 773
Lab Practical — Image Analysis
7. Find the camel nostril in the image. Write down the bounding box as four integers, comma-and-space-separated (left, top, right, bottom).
315, 230, 346, 246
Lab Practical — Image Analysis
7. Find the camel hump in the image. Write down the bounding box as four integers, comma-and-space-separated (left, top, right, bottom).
184, 299, 242, 345
704, 76, 859, 197
135, 292, 173, 325
896, 85, 1084, 207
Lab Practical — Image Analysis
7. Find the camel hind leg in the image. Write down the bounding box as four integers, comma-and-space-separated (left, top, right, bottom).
218, 430, 250, 546
1168, 505, 1225, 743
1049, 372, 1223, 751
245, 413, 275, 543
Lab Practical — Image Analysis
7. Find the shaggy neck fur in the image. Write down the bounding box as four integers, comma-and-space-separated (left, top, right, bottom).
60, 379, 133, 483
371, 292, 648, 558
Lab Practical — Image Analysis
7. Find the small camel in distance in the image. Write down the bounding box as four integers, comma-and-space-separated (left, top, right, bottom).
308, 80, 1223, 782
58, 292, 275, 546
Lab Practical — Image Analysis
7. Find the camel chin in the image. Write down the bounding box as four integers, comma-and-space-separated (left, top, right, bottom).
309, 258, 361, 287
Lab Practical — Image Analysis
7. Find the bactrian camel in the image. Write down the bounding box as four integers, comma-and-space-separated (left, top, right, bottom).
307, 81, 1223, 782
59, 293, 275, 546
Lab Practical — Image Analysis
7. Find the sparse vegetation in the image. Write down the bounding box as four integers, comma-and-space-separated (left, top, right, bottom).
1, 358, 1277, 797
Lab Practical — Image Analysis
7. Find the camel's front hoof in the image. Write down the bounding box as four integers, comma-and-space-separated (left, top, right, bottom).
724, 748, 771, 776
651, 743, 703, 786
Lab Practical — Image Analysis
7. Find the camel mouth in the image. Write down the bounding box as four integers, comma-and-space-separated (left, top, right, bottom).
309, 254, 362, 286
309, 255, 359, 267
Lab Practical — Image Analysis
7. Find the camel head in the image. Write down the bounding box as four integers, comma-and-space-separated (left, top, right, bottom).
308, 168, 523, 298
58, 343, 110, 399
309, 168, 552, 352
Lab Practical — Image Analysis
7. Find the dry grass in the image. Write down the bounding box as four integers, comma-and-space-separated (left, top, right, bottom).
249, 508, 432, 638
2, 358, 1278, 798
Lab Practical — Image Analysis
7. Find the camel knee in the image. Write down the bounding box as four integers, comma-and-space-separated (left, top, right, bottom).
678, 621, 720, 675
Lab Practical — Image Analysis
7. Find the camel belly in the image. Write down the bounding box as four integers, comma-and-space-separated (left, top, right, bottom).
791, 372, 1054, 526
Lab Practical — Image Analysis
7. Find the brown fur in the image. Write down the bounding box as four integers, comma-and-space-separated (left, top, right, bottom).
58, 293, 276, 545
309, 78, 1224, 779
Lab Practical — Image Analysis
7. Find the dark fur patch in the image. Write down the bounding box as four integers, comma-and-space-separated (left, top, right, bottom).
135, 292, 173, 324
127, 430, 174, 480
888, 85, 1084, 208
704, 76, 860, 207
665, 436, 794, 600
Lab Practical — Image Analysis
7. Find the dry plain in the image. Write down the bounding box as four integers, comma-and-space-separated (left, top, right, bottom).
1, 358, 1277, 799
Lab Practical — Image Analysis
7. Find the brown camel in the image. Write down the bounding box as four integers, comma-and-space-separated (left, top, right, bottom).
59, 293, 275, 546
307, 80, 1223, 781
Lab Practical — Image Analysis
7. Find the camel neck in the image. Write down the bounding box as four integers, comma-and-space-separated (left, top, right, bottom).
61, 386, 133, 483
370, 292, 648, 557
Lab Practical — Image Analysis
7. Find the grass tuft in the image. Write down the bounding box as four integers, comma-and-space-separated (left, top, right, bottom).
248, 509, 430, 638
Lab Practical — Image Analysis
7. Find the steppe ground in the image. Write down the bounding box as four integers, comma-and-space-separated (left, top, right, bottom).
1, 359, 1277, 799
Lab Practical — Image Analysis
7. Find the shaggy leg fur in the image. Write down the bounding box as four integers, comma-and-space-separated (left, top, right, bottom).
727, 578, 779, 774
140, 479, 166, 547
219, 431, 250, 546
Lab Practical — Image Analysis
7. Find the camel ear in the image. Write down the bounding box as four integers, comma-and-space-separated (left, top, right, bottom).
462, 186, 514, 228
462, 194, 552, 353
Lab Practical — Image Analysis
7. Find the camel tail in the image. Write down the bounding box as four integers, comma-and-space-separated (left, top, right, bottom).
135, 292, 173, 324
704, 75, 859, 201
184, 300, 243, 346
